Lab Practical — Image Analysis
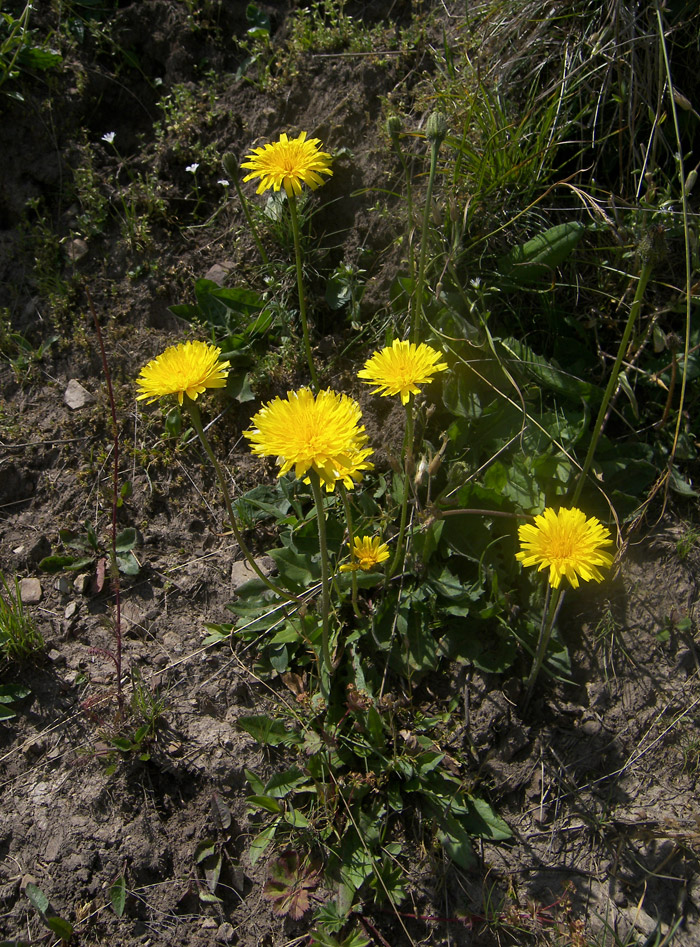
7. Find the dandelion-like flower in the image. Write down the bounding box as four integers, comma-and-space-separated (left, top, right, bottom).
358, 339, 448, 405
340, 536, 390, 573
516, 507, 614, 590
241, 131, 333, 198
245, 388, 373, 492
136, 341, 230, 406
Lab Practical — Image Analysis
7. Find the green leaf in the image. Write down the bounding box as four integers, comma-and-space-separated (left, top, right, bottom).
25, 882, 49, 915
461, 796, 512, 840
248, 821, 279, 866
58, 529, 92, 552
237, 714, 302, 747
498, 221, 585, 285
268, 545, 316, 591
265, 766, 308, 798
116, 551, 140, 575
45, 916, 73, 941
198, 889, 223, 903
194, 839, 217, 863
438, 815, 477, 870
283, 808, 311, 828
109, 874, 126, 917
501, 338, 601, 404
245, 769, 265, 795
247, 794, 283, 814
0, 685, 30, 704
115, 527, 137, 552
38, 554, 86, 573
17, 46, 62, 71
0, 706, 17, 721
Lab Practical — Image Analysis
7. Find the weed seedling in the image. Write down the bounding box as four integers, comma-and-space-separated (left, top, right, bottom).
0, 571, 44, 661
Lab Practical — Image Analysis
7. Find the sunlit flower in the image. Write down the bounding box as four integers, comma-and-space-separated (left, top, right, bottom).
339, 536, 390, 572
245, 388, 373, 491
516, 507, 614, 590
358, 339, 448, 405
136, 341, 230, 406
186, 162, 199, 174
241, 131, 333, 198
102, 131, 116, 144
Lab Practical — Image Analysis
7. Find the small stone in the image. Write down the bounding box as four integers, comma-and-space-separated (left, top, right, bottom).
73, 573, 91, 595
64, 601, 78, 620
19, 577, 42, 604
204, 261, 234, 286
162, 631, 182, 654
64, 237, 88, 262
55, 576, 71, 595
64, 379, 95, 410
231, 556, 275, 589
201, 918, 217, 930
47, 649, 65, 666
216, 922, 235, 943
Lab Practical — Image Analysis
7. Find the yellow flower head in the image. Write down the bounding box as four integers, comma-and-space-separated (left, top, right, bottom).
241, 131, 333, 198
136, 341, 230, 406
516, 507, 614, 590
245, 388, 373, 492
358, 339, 448, 405
340, 535, 391, 573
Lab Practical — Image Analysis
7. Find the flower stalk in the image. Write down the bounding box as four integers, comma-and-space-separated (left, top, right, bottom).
308, 470, 332, 701
388, 397, 415, 579
524, 586, 565, 705
288, 192, 318, 389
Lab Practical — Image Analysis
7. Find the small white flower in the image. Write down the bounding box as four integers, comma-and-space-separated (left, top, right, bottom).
217, 178, 230, 187
102, 132, 116, 144
186, 162, 200, 174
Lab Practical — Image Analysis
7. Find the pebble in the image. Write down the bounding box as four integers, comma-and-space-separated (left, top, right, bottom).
54, 576, 72, 596
73, 573, 91, 595
19, 577, 42, 604
204, 261, 234, 285
64, 379, 95, 409
216, 922, 235, 943
64, 601, 78, 620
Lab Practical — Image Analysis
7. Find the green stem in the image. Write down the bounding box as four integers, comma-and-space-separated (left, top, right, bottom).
571, 259, 653, 506
232, 173, 269, 266
412, 139, 440, 342
288, 193, 318, 390
339, 484, 361, 617
388, 398, 414, 579
524, 585, 564, 705
184, 396, 297, 603
309, 471, 332, 701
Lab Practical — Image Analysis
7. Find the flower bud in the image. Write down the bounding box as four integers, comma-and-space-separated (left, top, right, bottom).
386, 115, 403, 141
426, 111, 448, 145
221, 152, 239, 180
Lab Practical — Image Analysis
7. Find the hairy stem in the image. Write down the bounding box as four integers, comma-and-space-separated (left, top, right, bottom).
309, 471, 332, 701
288, 193, 318, 390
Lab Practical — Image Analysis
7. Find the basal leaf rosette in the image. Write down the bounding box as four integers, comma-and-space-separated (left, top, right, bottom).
245, 388, 373, 492
241, 131, 333, 198
516, 507, 614, 590
136, 341, 230, 406
339, 536, 391, 573
358, 339, 448, 405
